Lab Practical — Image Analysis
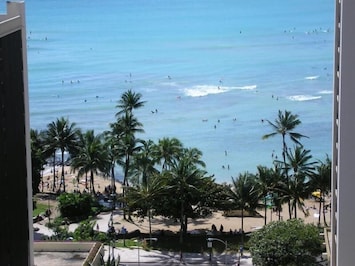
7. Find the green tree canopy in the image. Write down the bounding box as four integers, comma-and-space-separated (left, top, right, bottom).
44, 117, 80, 192
249, 219, 323, 266
71, 130, 110, 195
30, 129, 46, 194
57, 192, 99, 221
262, 110, 308, 219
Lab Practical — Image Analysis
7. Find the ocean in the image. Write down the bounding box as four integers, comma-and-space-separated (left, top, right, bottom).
2, 0, 334, 183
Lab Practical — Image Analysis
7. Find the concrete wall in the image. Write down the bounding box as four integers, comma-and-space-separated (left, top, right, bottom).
34, 241, 105, 266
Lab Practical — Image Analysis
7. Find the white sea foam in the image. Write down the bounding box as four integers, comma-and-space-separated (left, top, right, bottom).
287, 95, 322, 101
318, 90, 333, 94
305, 76, 319, 80
235, 85, 257, 90
183, 84, 257, 97
184, 85, 226, 97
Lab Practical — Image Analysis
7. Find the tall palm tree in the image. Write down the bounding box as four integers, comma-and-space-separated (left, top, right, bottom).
309, 156, 331, 226
165, 156, 207, 245
109, 112, 144, 187
30, 129, 46, 194
180, 147, 206, 168
255, 165, 278, 225
103, 130, 120, 192
71, 130, 110, 195
125, 173, 167, 241
269, 163, 284, 221
262, 110, 307, 219
112, 90, 145, 219
115, 89, 146, 117
286, 146, 317, 178
153, 137, 183, 171
278, 173, 310, 219
131, 139, 159, 187
230, 172, 259, 247
115, 116, 144, 187
285, 146, 316, 218
45, 117, 80, 192
42, 130, 58, 192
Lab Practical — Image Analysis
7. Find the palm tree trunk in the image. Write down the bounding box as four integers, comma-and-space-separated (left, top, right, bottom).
91, 170, 95, 195
123, 153, 130, 220
111, 165, 115, 192
61, 150, 65, 192
184, 215, 188, 235
318, 192, 322, 226
294, 204, 297, 219
52, 153, 56, 192
179, 201, 184, 245
41, 169, 44, 193
241, 207, 244, 249
148, 209, 152, 241
264, 197, 267, 225
282, 134, 292, 220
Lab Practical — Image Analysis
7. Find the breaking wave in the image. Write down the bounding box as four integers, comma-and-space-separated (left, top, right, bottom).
305, 76, 319, 80
183, 84, 257, 97
287, 95, 322, 101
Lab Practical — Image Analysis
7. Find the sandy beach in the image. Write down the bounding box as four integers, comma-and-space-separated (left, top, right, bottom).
37, 166, 331, 235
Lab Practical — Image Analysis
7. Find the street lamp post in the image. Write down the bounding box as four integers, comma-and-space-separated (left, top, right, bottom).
107, 213, 117, 266
207, 237, 228, 265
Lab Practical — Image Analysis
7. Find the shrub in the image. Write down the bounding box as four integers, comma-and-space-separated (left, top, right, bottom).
57, 192, 100, 221
249, 219, 323, 266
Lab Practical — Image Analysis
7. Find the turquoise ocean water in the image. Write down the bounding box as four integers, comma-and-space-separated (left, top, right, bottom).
1, 0, 334, 183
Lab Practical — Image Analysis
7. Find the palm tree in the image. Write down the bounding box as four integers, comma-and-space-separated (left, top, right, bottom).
255, 165, 278, 225
269, 163, 284, 221
131, 139, 159, 187
45, 117, 80, 192
112, 90, 146, 220
113, 112, 144, 182
103, 130, 120, 192
262, 110, 307, 219
71, 130, 110, 195
115, 89, 146, 116
125, 173, 167, 241
285, 146, 316, 219
309, 156, 331, 226
165, 156, 208, 245
111, 117, 143, 220
153, 137, 183, 171
230, 172, 259, 247
180, 147, 206, 168
30, 129, 46, 194
286, 146, 317, 178
42, 129, 60, 192
112, 89, 146, 185
277, 173, 311, 219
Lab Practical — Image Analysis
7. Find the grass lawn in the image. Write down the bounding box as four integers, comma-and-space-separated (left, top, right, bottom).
33, 202, 49, 217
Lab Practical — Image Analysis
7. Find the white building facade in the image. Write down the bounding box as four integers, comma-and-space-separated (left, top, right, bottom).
0, 2, 33, 265
331, 0, 355, 265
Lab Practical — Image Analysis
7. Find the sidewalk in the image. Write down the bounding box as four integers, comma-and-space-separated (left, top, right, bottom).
104, 246, 253, 265
34, 212, 254, 265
